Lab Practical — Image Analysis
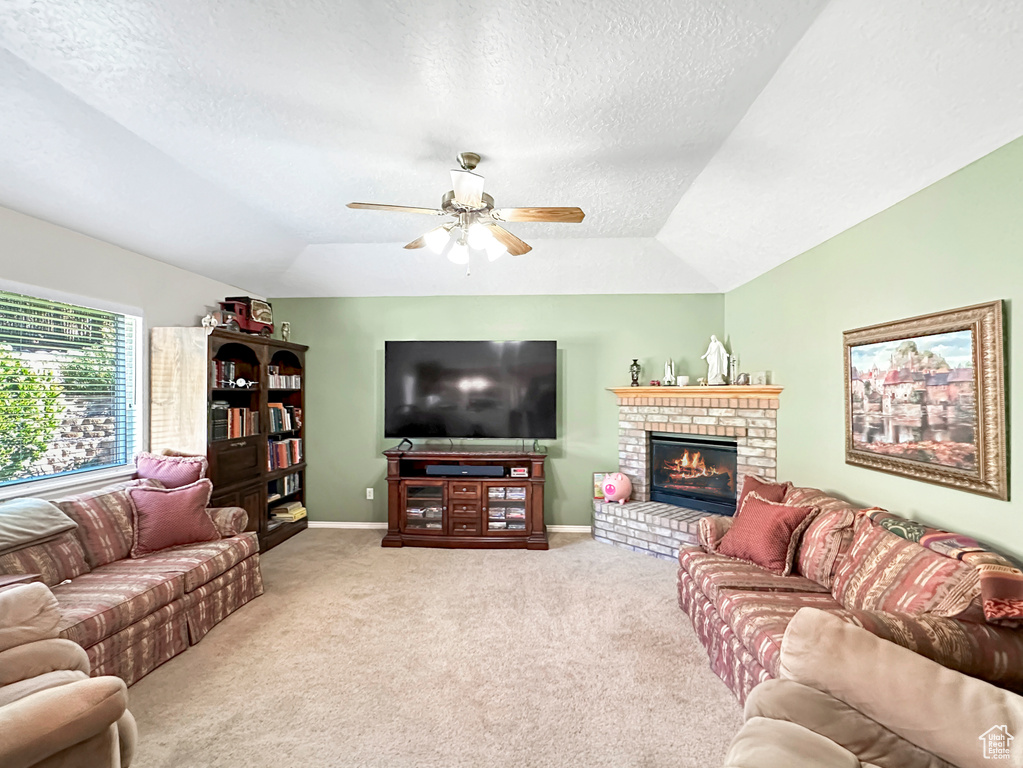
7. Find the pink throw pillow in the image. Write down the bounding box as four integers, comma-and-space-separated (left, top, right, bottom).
718, 492, 820, 575
129, 479, 219, 558
135, 452, 208, 489
735, 475, 792, 517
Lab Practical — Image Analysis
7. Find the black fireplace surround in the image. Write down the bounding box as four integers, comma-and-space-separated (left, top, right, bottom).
649, 433, 738, 515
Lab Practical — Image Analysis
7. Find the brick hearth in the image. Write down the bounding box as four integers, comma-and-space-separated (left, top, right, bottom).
593, 386, 783, 560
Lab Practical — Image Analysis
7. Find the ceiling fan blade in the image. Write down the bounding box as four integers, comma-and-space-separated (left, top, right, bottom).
450, 170, 485, 208
492, 207, 586, 224
347, 202, 445, 215
485, 224, 532, 256
403, 235, 427, 249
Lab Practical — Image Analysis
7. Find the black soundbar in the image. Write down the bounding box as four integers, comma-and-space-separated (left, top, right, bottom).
425, 465, 505, 478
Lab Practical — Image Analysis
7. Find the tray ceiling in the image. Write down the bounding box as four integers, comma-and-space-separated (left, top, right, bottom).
0, 0, 1021, 296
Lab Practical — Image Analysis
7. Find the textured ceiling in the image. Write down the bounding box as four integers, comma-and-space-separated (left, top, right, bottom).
0, 1, 1021, 296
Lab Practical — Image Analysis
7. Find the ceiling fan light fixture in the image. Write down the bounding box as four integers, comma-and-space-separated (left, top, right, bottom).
485, 239, 507, 262
424, 224, 454, 254
447, 239, 469, 264
466, 221, 494, 250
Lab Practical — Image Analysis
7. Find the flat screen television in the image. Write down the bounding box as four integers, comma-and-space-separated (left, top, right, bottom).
384, 340, 557, 439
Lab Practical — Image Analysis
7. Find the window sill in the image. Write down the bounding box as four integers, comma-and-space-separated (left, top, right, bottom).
0, 466, 137, 503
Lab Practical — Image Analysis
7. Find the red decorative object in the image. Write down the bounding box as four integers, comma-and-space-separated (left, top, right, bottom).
135, 452, 208, 489
129, 479, 219, 558
717, 492, 819, 575
735, 475, 792, 518
650, 380, 662, 386
213, 296, 274, 337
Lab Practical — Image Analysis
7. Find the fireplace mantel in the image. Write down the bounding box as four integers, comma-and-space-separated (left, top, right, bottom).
609, 386, 782, 400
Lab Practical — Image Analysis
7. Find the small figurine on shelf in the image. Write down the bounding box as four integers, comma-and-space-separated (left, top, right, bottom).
702, 335, 729, 385
280, 322, 291, 342
663, 359, 676, 386
601, 473, 633, 505
201, 313, 218, 336
629, 358, 641, 387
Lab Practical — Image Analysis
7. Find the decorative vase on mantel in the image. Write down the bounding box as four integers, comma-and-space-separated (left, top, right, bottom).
629, 359, 641, 387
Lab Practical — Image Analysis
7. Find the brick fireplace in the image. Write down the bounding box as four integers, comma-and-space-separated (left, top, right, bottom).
593, 386, 781, 561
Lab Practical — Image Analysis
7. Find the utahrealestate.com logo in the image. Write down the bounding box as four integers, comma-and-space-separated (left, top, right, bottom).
980, 726, 1014, 760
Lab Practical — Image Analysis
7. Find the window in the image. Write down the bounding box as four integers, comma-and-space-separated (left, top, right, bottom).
0, 288, 141, 488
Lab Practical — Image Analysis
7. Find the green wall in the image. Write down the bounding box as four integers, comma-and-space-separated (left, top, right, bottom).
270, 295, 723, 525
725, 136, 1023, 559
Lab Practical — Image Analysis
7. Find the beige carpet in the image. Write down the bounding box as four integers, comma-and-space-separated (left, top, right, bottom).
128, 531, 742, 767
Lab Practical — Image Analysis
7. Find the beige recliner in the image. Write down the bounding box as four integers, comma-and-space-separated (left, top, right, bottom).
0, 583, 136, 768
724, 607, 1023, 768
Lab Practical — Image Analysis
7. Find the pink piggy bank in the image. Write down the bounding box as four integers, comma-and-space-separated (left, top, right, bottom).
602, 473, 632, 504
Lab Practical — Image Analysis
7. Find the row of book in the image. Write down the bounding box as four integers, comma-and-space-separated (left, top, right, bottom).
267, 365, 301, 389
211, 402, 259, 440
270, 500, 307, 523
213, 360, 243, 388
266, 472, 301, 503
268, 403, 302, 433
268, 437, 303, 470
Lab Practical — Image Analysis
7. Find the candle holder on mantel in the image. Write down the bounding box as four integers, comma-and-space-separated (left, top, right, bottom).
629, 359, 641, 387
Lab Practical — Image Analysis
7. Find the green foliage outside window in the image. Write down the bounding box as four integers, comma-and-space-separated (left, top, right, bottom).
0, 347, 63, 481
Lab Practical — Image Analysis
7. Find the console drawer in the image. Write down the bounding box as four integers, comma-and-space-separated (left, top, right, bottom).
449, 482, 480, 499
450, 520, 480, 535
449, 502, 480, 518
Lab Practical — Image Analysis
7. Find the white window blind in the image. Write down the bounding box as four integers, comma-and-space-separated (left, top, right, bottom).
0, 289, 141, 487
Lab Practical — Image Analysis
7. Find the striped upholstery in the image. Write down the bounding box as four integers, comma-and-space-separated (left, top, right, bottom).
54, 569, 185, 648
832, 512, 977, 617
85, 599, 190, 685
679, 546, 829, 602
209, 506, 249, 537
54, 479, 162, 567
184, 555, 264, 643
716, 590, 846, 678
0, 530, 90, 586
697, 515, 733, 552
785, 486, 860, 589
100, 533, 258, 593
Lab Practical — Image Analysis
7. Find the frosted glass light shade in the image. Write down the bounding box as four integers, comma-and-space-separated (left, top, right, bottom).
447, 241, 469, 264
424, 226, 452, 254
485, 240, 507, 261
466, 222, 494, 250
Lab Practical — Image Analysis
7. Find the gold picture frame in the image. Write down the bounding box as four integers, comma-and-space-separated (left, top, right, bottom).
843, 301, 1007, 500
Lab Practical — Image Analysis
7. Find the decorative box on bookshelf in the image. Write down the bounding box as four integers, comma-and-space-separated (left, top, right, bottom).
150, 327, 309, 552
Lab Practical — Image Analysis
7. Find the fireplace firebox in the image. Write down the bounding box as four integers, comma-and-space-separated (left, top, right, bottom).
649, 433, 738, 515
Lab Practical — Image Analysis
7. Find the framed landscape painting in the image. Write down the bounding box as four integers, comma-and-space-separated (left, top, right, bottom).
843, 301, 1007, 500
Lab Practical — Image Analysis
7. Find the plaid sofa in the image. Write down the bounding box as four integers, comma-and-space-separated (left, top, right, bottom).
0, 478, 263, 685
678, 485, 1023, 704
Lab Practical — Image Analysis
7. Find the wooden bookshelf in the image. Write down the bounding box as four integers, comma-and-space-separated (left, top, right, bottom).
150, 327, 309, 552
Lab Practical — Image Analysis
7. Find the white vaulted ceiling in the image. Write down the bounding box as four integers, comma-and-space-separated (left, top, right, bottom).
0, 0, 1022, 296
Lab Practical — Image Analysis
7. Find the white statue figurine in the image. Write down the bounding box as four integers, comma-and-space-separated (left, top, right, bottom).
663, 359, 676, 386
702, 335, 729, 385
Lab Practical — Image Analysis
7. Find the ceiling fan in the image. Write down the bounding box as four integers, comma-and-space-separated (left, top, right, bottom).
347, 152, 585, 266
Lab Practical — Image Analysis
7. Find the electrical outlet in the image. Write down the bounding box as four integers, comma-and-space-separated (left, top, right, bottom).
365, 488, 374, 500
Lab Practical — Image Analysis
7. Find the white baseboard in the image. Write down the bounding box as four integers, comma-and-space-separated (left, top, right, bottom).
306, 521, 591, 533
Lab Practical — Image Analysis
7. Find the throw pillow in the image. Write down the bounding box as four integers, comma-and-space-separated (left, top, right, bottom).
129, 479, 219, 558
717, 492, 820, 576
735, 475, 792, 518
831, 512, 978, 617
135, 452, 208, 489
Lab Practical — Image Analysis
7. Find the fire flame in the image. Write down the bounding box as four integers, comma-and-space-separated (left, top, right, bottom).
665, 450, 709, 476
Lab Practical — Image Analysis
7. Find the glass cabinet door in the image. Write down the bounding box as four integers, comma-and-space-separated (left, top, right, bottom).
403, 482, 445, 533
484, 483, 529, 532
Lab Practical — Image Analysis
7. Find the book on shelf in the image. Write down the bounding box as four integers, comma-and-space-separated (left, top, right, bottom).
268, 473, 301, 500
212, 360, 237, 388
210, 401, 229, 441
270, 502, 307, 522
267, 437, 303, 470
211, 402, 258, 439
267, 365, 302, 389
267, 403, 302, 433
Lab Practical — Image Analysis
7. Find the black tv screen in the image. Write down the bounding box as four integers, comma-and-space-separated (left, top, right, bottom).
385, 341, 557, 439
